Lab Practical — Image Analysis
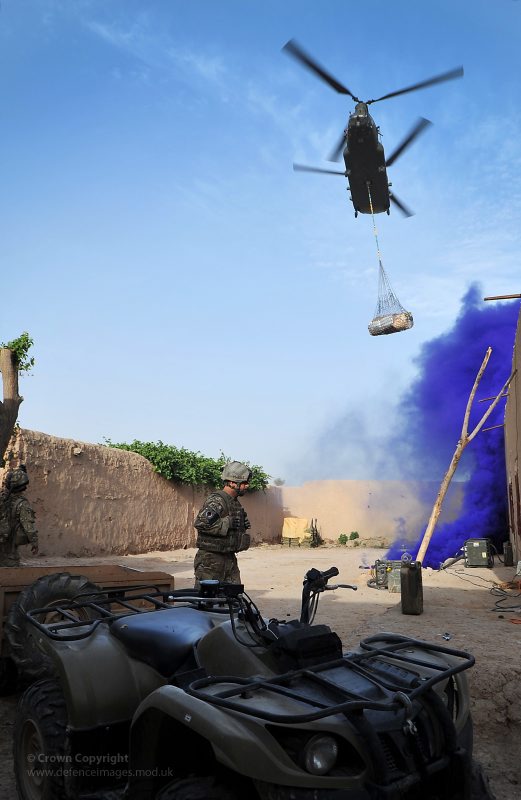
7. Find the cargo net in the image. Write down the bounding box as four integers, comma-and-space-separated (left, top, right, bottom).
368, 260, 414, 337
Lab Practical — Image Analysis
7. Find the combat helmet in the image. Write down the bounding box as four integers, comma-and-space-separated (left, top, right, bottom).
4, 465, 29, 493
221, 461, 252, 484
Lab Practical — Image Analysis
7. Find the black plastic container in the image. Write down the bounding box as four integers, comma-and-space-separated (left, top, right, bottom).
503, 540, 514, 567
401, 561, 423, 615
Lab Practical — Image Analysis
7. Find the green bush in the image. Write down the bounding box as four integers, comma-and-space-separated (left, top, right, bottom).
349, 531, 360, 540
0, 332, 34, 372
104, 440, 270, 492
338, 533, 349, 545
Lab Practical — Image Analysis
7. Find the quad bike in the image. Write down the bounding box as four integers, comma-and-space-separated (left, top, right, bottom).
13, 566, 478, 800
0, 565, 174, 695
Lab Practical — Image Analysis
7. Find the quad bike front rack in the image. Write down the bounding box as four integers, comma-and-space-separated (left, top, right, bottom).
185, 633, 474, 724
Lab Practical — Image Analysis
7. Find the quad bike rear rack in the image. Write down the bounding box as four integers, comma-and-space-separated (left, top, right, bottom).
24, 588, 234, 640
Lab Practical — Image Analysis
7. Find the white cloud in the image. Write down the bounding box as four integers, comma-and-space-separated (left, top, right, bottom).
85, 16, 228, 92
167, 46, 226, 85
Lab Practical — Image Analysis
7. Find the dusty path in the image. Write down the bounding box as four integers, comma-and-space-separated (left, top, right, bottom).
1, 544, 520, 799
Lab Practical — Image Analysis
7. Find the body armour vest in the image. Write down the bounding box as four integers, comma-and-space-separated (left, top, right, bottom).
195, 490, 250, 554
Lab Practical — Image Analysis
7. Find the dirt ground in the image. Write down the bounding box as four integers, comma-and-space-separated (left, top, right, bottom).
2, 544, 520, 799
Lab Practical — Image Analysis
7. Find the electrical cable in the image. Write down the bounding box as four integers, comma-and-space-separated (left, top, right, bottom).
442, 567, 497, 589
489, 586, 521, 614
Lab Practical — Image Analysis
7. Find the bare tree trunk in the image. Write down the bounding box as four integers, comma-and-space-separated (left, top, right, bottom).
416, 347, 516, 564
0, 347, 23, 465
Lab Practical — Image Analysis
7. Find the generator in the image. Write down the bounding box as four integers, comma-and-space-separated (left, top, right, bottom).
464, 538, 494, 568
372, 559, 403, 591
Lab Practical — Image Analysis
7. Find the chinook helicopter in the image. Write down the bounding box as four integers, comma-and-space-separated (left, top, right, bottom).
283, 39, 463, 217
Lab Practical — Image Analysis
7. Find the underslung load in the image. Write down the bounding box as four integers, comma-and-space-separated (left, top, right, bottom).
366, 183, 413, 336
369, 260, 414, 336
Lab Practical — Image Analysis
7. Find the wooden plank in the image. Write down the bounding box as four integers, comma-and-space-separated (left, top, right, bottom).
0, 565, 174, 591
0, 566, 175, 650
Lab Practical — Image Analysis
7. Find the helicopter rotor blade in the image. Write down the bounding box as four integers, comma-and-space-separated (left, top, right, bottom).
390, 193, 414, 218
327, 131, 347, 162
293, 163, 346, 176
282, 39, 358, 99
385, 117, 432, 167
368, 65, 464, 105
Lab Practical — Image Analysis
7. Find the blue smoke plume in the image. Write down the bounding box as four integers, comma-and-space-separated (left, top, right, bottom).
387, 284, 519, 567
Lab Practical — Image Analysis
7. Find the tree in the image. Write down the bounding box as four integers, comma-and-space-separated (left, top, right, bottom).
416, 347, 516, 564
0, 333, 34, 466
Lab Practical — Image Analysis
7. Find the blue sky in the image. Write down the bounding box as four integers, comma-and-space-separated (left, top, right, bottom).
1, 0, 520, 484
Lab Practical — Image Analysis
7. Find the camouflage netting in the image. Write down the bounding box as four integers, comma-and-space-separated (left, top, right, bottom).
368, 261, 414, 336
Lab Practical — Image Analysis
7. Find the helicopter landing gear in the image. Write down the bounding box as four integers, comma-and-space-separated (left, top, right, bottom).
387, 209, 390, 215
354, 210, 358, 218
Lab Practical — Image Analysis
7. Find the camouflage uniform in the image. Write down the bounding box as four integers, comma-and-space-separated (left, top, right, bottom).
0, 468, 38, 567
193, 463, 252, 587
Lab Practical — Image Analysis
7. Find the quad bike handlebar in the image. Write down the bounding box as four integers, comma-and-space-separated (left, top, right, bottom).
300, 566, 357, 624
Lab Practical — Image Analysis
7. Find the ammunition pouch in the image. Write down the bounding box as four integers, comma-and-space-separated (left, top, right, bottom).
196, 533, 233, 554
196, 529, 250, 554
231, 531, 250, 553
229, 508, 246, 531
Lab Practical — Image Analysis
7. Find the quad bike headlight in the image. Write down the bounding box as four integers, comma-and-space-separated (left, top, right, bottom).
303, 734, 339, 775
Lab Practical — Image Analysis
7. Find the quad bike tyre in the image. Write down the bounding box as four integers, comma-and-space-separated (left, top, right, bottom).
471, 761, 497, 800
6, 572, 104, 682
156, 777, 239, 800
14, 678, 72, 800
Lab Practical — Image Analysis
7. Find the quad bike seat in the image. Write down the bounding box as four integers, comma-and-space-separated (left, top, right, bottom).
110, 607, 215, 676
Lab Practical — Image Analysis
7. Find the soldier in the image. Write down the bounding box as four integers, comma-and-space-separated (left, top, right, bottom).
0, 465, 38, 567
193, 461, 252, 587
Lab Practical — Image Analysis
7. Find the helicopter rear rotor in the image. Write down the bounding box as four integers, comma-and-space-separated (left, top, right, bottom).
293, 163, 346, 177
385, 117, 432, 168
389, 192, 413, 218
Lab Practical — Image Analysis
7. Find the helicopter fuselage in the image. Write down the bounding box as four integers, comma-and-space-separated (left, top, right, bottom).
343, 107, 390, 215
284, 39, 463, 219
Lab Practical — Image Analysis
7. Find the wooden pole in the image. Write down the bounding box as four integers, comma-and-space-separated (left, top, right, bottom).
416, 348, 516, 564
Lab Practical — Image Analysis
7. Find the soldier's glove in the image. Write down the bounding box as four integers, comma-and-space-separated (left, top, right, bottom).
244, 519, 251, 530
31, 543, 39, 555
